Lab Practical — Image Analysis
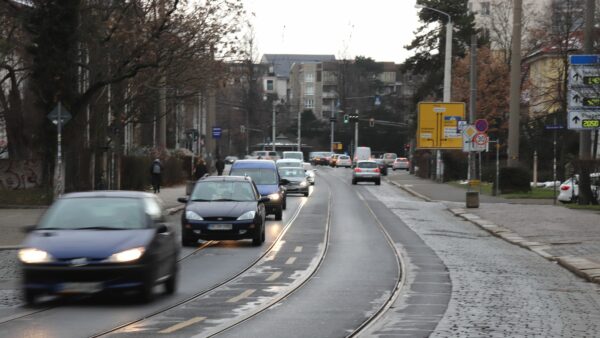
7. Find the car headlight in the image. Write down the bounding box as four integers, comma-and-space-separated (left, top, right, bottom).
237, 210, 256, 220
299, 181, 308, 187
186, 210, 204, 221
106, 247, 145, 263
18, 248, 54, 264
268, 193, 280, 201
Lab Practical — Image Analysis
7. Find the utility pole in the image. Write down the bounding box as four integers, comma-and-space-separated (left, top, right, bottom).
330, 101, 335, 153
507, 0, 522, 167
468, 35, 477, 181
297, 109, 301, 151
354, 110, 359, 158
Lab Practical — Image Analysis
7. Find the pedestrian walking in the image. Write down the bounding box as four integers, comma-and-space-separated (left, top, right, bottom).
150, 158, 163, 193
215, 156, 225, 176
194, 159, 208, 180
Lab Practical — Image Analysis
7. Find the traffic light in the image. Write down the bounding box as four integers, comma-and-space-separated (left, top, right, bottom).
343, 114, 349, 123
369, 118, 375, 127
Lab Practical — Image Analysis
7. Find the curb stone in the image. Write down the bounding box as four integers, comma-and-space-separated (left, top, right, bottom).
389, 179, 600, 285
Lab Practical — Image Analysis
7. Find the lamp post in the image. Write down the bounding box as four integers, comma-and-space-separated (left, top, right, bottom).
415, 4, 452, 181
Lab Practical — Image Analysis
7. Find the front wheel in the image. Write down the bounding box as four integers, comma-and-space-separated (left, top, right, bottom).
282, 198, 287, 210
274, 207, 283, 220
375, 180, 381, 185
304, 191, 309, 197
352, 179, 357, 185
23, 289, 37, 306
182, 236, 197, 247
164, 261, 178, 295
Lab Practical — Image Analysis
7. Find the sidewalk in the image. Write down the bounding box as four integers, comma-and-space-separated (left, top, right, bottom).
0, 185, 187, 249
385, 173, 600, 284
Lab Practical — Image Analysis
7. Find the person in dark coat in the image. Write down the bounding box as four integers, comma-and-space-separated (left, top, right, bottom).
194, 159, 208, 180
215, 157, 225, 176
150, 159, 163, 193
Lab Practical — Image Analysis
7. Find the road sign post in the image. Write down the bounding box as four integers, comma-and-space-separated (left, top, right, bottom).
47, 103, 72, 199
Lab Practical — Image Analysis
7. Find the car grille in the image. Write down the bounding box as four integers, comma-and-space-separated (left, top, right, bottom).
203, 216, 237, 221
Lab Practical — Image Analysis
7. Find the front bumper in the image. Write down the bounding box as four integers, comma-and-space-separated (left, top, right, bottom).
22, 262, 152, 293
285, 184, 309, 194
183, 219, 260, 240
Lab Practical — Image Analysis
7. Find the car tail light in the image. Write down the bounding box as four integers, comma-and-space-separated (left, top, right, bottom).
354, 168, 362, 173
560, 185, 570, 191
374, 168, 380, 173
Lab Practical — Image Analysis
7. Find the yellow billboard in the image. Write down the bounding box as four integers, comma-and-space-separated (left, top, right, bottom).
417, 102, 466, 149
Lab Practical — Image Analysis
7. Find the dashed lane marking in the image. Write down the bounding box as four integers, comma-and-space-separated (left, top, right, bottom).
227, 289, 256, 303
285, 257, 297, 265
294, 246, 303, 253
266, 271, 283, 282
158, 317, 206, 334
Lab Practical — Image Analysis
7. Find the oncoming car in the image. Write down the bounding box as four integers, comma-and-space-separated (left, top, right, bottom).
278, 167, 310, 196
229, 160, 287, 220
179, 176, 269, 246
19, 191, 179, 305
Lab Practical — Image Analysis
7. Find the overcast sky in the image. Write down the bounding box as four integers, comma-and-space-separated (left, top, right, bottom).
241, 0, 421, 63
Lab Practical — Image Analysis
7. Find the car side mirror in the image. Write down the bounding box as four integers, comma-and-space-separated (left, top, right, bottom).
280, 178, 290, 185
177, 197, 188, 203
156, 223, 169, 234
259, 196, 270, 203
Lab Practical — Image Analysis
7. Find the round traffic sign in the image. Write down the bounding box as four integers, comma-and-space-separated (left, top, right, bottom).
473, 132, 489, 146
475, 119, 489, 132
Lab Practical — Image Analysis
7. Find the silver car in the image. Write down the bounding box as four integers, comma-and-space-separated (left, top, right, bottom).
352, 160, 381, 185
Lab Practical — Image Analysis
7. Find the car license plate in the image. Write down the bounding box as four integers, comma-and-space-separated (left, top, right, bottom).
208, 224, 233, 230
60, 282, 102, 293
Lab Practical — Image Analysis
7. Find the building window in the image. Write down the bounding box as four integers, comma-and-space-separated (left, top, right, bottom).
305, 83, 314, 95
266, 79, 274, 91
304, 98, 314, 108
305, 73, 314, 83
317, 71, 322, 82
480, 2, 490, 16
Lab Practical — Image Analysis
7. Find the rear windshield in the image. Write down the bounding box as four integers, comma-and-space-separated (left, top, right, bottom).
230, 168, 277, 185
384, 153, 397, 159
339, 156, 349, 160
276, 161, 302, 168
358, 162, 378, 168
38, 197, 145, 230
279, 168, 305, 178
191, 181, 256, 201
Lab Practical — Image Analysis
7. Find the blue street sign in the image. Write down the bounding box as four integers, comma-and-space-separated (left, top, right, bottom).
569, 55, 600, 65
544, 125, 564, 130
212, 127, 222, 139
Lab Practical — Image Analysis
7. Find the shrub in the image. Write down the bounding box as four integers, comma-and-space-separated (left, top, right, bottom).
498, 167, 531, 194
121, 155, 187, 190
442, 151, 467, 181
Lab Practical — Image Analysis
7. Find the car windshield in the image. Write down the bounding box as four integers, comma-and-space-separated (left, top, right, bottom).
285, 153, 303, 160
279, 168, 305, 178
191, 181, 256, 202
384, 154, 397, 159
230, 168, 278, 185
358, 162, 378, 168
38, 197, 146, 230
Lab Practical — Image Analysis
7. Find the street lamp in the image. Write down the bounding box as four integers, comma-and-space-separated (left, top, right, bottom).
415, 4, 452, 182
415, 4, 452, 102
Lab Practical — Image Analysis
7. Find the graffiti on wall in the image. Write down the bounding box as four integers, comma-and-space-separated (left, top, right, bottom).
0, 160, 42, 190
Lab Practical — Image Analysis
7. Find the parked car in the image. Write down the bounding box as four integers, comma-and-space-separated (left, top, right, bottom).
352, 160, 381, 185
19, 191, 179, 305
229, 159, 287, 220
382, 153, 397, 167
278, 167, 310, 197
392, 157, 410, 171
329, 154, 340, 167
375, 159, 388, 176
558, 173, 600, 203
335, 155, 352, 168
179, 176, 269, 247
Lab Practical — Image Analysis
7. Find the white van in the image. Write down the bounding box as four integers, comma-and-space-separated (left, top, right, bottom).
354, 147, 371, 164
283, 151, 304, 161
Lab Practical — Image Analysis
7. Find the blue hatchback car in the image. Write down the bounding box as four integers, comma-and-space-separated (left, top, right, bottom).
19, 191, 179, 305
229, 159, 287, 220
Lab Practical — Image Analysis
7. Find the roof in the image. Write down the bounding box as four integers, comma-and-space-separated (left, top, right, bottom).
261, 54, 336, 78
230, 159, 277, 169
62, 191, 154, 199
199, 176, 251, 182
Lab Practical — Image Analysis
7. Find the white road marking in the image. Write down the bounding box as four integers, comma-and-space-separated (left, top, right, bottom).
158, 317, 206, 334
294, 246, 303, 253
266, 271, 283, 282
285, 257, 297, 265
227, 289, 256, 303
